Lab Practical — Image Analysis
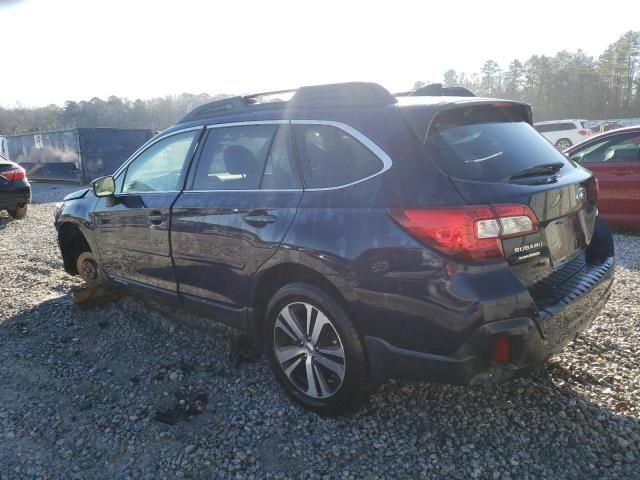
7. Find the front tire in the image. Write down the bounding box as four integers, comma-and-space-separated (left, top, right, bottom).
263, 283, 369, 415
8, 204, 27, 219
76, 251, 102, 287
555, 138, 573, 151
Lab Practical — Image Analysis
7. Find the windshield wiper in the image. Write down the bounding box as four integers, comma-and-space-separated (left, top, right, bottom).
505, 162, 565, 181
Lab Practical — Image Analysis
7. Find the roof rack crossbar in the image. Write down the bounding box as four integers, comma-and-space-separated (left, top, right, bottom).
243, 88, 297, 102
178, 82, 397, 125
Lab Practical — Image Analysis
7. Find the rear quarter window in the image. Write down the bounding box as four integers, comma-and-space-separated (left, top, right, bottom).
292, 124, 384, 188
426, 106, 573, 182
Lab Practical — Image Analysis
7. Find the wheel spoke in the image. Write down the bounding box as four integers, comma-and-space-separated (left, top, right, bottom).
275, 346, 305, 365
275, 318, 298, 343
305, 355, 319, 397
314, 353, 345, 378
310, 310, 330, 344
313, 363, 331, 398
305, 303, 314, 338
317, 345, 345, 359
283, 356, 303, 378
278, 306, 305, 341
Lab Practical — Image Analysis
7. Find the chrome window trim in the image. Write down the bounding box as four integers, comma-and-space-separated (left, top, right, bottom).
185, 120, 392, 193
116, 191, 181, 197
185, 189, 303, 193
112, 120, 393, 194
291, 120, 393, 191
205, 120, 288, 129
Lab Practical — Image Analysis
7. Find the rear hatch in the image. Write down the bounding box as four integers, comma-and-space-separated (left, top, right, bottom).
420, 103, 598, 290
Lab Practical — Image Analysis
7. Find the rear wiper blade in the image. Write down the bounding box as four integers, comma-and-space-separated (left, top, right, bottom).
505, 162, 565, 181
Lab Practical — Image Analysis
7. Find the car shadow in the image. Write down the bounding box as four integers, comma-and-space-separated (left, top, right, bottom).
1, 295, 638, 478
0, 210, 13, 229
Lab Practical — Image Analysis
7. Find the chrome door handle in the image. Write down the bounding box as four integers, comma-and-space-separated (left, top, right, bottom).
244, 214, 277, 227
148, 212, 166, 225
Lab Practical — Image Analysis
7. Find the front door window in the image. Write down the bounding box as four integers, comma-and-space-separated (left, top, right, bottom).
123, 131, 198, 193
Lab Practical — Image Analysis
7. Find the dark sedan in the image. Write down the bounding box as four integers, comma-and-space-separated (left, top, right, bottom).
0, 155, 31, 219
566, 126, 640, 228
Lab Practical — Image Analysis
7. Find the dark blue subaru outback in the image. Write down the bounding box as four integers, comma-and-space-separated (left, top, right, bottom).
55, 82, 615, 414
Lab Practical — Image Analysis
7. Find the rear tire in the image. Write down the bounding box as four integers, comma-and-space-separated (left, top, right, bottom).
8, 204, 27, 219
263, 283, 369, 415
555, 138, 573, 151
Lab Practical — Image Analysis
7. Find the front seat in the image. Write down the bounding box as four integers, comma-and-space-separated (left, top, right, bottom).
223, 145, 258, 188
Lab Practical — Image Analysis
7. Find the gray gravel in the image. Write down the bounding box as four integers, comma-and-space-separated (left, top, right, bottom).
1, 183, 639, 479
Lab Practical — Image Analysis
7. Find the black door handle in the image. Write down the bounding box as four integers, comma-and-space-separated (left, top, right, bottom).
244, 212, 277, 227
148, 211, 166, 225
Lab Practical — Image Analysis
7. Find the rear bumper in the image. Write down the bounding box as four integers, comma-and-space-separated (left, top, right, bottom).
366, 255, 614, 385
0, 185, 31, 209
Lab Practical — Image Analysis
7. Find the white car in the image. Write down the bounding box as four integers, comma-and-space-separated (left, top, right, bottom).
533, 119, 591, 151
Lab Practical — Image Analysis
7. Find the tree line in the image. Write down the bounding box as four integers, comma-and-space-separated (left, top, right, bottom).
0, 93, 232, 136
1, 31, 638, 135
425, 30, 640, 121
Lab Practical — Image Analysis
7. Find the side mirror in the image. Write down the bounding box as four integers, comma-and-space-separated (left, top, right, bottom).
92, 176, 116, 197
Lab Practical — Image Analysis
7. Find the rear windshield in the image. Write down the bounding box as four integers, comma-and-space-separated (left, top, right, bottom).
426, 106, 573, 182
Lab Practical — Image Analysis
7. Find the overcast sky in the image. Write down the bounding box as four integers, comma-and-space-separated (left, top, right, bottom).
2, 0, 639, 107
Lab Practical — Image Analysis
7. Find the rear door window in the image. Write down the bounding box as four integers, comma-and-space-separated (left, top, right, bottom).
425, 106, 573, 182
260, 125, 302, 189
292, 124, 384, 188
191, 124, 277, 190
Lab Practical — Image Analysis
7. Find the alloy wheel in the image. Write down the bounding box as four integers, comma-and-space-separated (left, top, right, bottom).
555, 139, 572, 151
273, 302, 346, 399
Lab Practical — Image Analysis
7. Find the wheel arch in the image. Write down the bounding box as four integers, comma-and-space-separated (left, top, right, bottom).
249, 263, 359, 341
58, 221, 92, 275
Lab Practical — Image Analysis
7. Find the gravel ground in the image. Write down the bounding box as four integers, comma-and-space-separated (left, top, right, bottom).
0, 183, 639, 480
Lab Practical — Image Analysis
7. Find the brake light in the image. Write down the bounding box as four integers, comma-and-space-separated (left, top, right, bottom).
0, 166, 26, 182
492, 336, 511, 363
584, 176, 599, 205
388, 204, 539, 261
577, 130, 589, 136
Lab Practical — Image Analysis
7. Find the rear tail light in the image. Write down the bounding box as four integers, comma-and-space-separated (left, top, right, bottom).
577, 130, 589, 136
388, 204, 539, 261
584, 176, 599, 205
0, 166, 26, 182
492, 336, 511, 363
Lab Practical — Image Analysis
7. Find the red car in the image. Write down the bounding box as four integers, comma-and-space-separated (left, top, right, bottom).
566, 126, 640, 228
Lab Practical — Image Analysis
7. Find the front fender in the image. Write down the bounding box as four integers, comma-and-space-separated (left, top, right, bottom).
55, 194, 100, 254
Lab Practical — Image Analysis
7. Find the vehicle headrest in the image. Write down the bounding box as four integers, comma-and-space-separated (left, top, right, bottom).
223, 145, 256, 175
